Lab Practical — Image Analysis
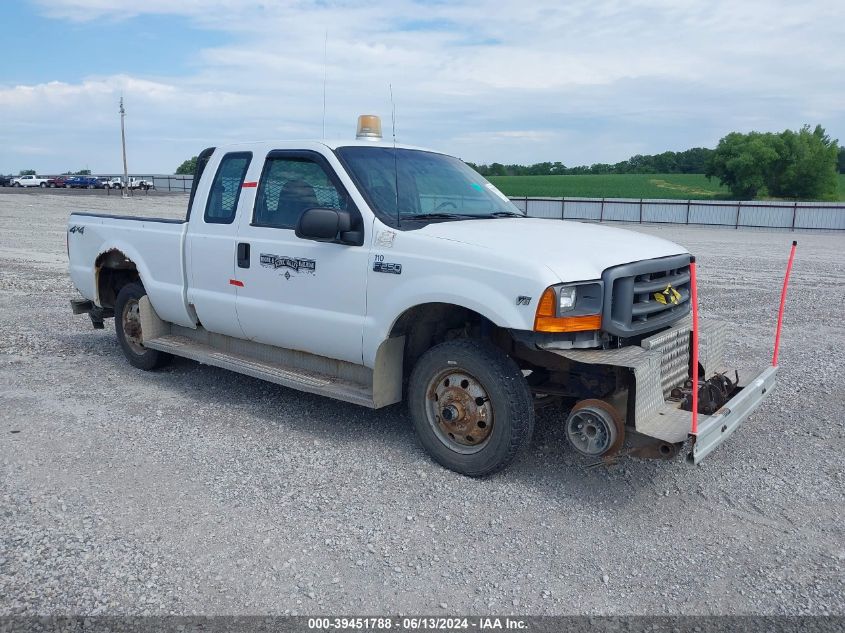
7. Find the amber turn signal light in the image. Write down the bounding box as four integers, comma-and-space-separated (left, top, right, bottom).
533, 287, 601, 332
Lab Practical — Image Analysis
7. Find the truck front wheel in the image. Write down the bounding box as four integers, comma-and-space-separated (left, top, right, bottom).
114, 282, 172, 370
408, 339, 534, 477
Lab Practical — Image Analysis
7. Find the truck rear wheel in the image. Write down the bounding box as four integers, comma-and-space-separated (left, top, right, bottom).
114, 282, 172, 370
408, 339, 534, 477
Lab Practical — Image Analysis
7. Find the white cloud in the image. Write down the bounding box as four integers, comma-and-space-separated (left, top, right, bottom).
4, 0, 845, 172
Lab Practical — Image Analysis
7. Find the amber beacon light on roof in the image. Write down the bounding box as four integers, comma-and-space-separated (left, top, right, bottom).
356, 115, 383, 140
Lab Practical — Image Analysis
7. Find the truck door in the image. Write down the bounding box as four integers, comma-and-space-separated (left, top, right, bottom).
185, 151, 252, 339
233, 150, 368, 365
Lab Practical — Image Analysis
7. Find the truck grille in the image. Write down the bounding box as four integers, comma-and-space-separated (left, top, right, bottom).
601, 254, 692, 337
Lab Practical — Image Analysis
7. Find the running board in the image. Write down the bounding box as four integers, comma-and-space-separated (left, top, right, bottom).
138, 296, 403, 409
144, 333, 375, 407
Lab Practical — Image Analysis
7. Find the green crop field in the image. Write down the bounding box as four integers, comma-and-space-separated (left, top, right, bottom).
488, 173, 845, 201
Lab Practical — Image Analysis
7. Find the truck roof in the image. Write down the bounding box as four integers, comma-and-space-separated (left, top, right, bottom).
211, 139, 440, 154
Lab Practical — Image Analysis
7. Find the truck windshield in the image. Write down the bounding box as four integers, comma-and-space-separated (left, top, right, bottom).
335, 146, 523, 223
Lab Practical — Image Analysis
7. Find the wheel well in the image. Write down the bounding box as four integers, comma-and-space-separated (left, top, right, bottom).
388, 303, 515, 378
95, 249, 140, 309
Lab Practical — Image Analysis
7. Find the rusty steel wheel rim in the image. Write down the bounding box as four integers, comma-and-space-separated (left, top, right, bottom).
425, 368, 494, 455
122, 298, 145, 355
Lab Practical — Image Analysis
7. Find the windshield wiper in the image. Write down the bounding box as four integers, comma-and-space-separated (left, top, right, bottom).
401, 213, 469, 221
478, 211, 525, 218
401, 211, 525, 222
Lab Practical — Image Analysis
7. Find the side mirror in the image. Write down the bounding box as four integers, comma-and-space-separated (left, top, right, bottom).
296, 208, 362, 245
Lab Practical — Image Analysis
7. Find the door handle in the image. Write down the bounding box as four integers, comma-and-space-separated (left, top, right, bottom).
237, 242, 250, 268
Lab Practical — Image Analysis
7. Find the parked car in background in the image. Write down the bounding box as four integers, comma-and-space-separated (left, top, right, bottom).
0, 175, 12, 187
128, 177, 154, 191
12, 175, 50, 187
102, 177, 123, 189
65, 176, 104, 189
50, 175, 72, 188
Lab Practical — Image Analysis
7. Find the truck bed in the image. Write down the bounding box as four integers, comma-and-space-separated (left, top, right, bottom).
67, 211, 195, 328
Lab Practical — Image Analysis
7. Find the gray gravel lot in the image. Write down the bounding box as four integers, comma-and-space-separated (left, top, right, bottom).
1, 192, 843, 616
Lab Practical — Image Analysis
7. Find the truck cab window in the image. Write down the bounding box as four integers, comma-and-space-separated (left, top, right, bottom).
253, 157, 350, 229
204, 152, 252, 224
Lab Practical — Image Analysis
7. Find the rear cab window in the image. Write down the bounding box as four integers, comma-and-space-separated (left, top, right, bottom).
204, 152, 252, 224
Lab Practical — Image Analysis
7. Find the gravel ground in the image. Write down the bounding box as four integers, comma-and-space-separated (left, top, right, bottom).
1, 191, 843, 616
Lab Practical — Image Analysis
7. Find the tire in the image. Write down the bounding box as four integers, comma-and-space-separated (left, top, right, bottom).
13, 182, 20, 187
114, 282, 172, 370
40, 182, 47, 188
408, 339, 534, 477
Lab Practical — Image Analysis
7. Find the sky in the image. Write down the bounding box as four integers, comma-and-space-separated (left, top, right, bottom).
0, 0, 843, 174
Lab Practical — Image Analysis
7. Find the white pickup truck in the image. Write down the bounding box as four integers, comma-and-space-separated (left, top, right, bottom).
101, 177, 154, 190
13, 174, 50, 188
67, 116, 779, 476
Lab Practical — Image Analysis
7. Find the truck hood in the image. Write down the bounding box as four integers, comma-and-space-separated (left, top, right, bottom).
418, 218, 688, 282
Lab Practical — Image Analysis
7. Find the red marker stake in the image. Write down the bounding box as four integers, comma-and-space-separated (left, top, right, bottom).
772, 241, 798, 367
690, 256, 699, 435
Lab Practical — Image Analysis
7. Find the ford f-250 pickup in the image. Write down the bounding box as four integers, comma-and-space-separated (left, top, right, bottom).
67, 115, 782, 476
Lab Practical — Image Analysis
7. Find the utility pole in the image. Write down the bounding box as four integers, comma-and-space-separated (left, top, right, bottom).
120, 96, 129, 199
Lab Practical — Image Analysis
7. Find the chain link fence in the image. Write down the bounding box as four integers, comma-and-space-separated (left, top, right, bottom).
510, 197, 845, 231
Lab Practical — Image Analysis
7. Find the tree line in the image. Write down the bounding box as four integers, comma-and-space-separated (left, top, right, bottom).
466, 147, 715, 177
15, 168, 92, 176
467, 125, 842, 200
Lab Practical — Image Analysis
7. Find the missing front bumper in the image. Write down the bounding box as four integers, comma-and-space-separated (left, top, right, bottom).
690, 365, 778, 464
546, 318, 777, 464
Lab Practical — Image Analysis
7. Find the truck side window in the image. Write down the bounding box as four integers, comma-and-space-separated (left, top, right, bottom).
204, 152, 252, 224
253, 157, 350, 230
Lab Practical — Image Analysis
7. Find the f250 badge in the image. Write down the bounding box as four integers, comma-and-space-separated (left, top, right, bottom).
373, 254, 402, 275
260, 253, 316, 280
69, 225, 85, 234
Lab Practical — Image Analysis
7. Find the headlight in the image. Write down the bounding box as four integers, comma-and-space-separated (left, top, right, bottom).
534, 282, 603, 333
559, 286, 577, 312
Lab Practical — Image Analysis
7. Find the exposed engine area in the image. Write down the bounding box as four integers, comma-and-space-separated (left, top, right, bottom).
672, 371, 740, 415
